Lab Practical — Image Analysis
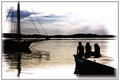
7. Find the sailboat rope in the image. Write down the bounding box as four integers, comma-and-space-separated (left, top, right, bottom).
25, 9, 40, 34
31, 8, 48, 36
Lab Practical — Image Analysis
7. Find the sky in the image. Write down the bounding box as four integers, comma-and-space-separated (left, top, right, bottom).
2, 2, 118, 35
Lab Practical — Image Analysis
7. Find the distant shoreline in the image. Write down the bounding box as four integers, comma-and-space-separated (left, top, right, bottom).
3, 33, 116, 38
49, 38, 116, 40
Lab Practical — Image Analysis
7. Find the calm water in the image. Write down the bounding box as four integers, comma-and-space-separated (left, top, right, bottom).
2, 38, 118, 79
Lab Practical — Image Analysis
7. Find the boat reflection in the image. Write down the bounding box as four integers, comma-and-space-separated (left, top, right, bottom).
3, 50, 50, 78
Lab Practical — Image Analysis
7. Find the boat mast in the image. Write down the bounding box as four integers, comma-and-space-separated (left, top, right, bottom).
17, 2, 20, 38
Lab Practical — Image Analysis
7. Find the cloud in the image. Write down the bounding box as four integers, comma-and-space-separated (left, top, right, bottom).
43, 14, 64, 18
8, 11, 109, 35
89, 26, 108, 35
8, 10, 39, 19
69, 25, 108, 35
80, 25, 90, 32
38, 17, 61, 23
21, 13, 66, 24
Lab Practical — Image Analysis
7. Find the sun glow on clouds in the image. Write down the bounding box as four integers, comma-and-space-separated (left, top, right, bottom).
2, 2, 118, 35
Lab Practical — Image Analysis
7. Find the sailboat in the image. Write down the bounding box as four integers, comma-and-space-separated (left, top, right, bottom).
3, 2, 32, 53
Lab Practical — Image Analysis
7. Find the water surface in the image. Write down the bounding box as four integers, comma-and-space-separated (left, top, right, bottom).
2, 38, 118, 79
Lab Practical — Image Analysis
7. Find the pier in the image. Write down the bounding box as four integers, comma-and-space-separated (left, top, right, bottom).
74, 54, 116, 76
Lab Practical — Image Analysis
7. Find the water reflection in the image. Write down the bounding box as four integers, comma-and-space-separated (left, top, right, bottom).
17, 52, 21, 77
2, 39, 118, 79
3, 50, 50, 78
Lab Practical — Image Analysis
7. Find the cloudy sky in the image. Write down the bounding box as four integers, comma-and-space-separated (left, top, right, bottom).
2, 2, 118, 35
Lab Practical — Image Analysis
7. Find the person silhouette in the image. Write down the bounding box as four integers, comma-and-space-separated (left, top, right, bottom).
94, 43, 101, 58
85, 42, 91, 58
77, 42, 84, 58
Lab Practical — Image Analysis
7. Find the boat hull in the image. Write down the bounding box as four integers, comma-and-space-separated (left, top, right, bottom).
74, 55, 116, 76
2, 39, 32, 53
